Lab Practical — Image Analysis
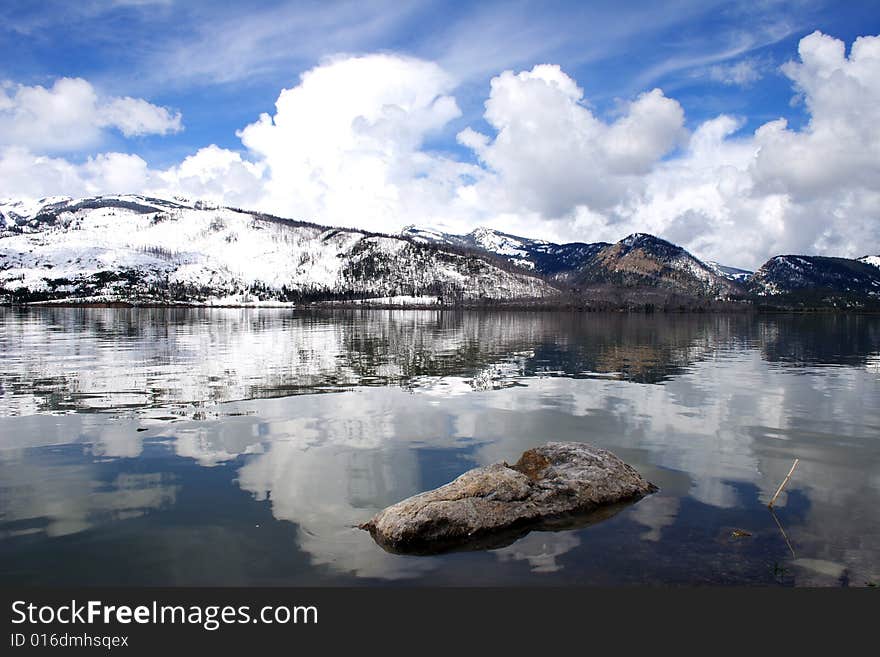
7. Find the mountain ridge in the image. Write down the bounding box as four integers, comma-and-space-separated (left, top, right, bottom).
0, 195, 556, 305
401, 224, 608, 278
403, 226, 748, 299
748, 255, 880, 300
1, 195, 878, 308
571, 232, 745, 299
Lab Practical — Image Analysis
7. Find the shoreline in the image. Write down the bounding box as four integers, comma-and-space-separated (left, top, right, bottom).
3, 300, 879, 314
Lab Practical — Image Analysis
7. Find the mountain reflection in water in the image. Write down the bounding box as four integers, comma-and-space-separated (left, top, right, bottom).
0, 307, 878, 586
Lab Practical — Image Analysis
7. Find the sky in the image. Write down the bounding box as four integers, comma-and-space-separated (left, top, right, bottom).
0, 0, 878, 268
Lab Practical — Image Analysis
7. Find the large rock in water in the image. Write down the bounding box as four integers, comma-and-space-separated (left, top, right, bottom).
361, 442, 656, 554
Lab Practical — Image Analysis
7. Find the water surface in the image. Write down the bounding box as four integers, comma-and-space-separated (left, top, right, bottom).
1, 307, 878, 585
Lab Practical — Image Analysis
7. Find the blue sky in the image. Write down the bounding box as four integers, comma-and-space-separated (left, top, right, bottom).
1, 0, 879, 267
1, 0, 874, 163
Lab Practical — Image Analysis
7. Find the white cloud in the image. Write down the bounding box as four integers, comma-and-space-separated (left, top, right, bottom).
620, 116, 791, 266
450, 33, 880, 268
231, 53, 470, 231
0, 77, 181, 152
0, 146, 150, 199
2, 32, 880, 269
157, 145, 264, 209
603, 89, 687, 174
457, 65, 685, 220
753, 31, 880, 198
624, 31, 880, 267
98, 96, 182, 137
707, 57, 765, 86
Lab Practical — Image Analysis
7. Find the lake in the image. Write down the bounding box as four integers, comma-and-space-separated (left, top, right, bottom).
1, 307, 878, 586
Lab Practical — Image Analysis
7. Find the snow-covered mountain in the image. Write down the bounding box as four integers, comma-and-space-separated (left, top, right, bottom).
402, 225, 608, 278
0, 196, 557, 305
705, 261, 753, 283
401, 225, 755, 290
573, 233, 745, 299
404, 226, 747, 299
3, 196, 876, 307
749, 255, 880, 298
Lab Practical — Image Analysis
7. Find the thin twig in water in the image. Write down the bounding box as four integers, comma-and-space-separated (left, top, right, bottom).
769, 507, 796, 558
768, 458, 800, 509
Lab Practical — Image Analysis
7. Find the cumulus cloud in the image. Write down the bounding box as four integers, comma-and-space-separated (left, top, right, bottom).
0, 77, 181, 152
620, 116, 790, 265
2, 55, 480, 236
232, 53, 469, 230
156, 145, 264, 209
0, 146, 151, 199
97, 96, 183, 137
457, 65, 686, 219
752, 31, 880, 197
449, 32, 880, 267
627, 31, 880, 266
2, 33, 880, 269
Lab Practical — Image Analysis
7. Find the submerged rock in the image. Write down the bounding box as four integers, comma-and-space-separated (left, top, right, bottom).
360, 442, 657, 554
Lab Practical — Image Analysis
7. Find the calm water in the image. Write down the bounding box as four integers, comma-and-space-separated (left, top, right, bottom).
1, 307, 879, 586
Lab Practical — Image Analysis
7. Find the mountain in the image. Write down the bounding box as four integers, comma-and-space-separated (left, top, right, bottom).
706, 261, 753, 283
3, 195, 876, 308
0, 196, 557, 305
572, 233, 744, 299
401, 225, 607, 278
401, 225, 755, 289
748, 255, 880, 300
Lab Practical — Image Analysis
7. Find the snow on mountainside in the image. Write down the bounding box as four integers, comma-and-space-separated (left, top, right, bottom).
401, 225, 608, 278
0, 196, 557, 304
403, 225, 749, 299
400, 225, 756, 290
748, 255, 880, 297
705, 260, 753, 283
400, 226, 465, 248
0, 196, 74, 227
574, 233, 744, 299
467, 227, 544, 265
4, 198, 873, 307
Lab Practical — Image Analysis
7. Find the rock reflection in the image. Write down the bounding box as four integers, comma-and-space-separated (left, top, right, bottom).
494, 532, 581, 573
